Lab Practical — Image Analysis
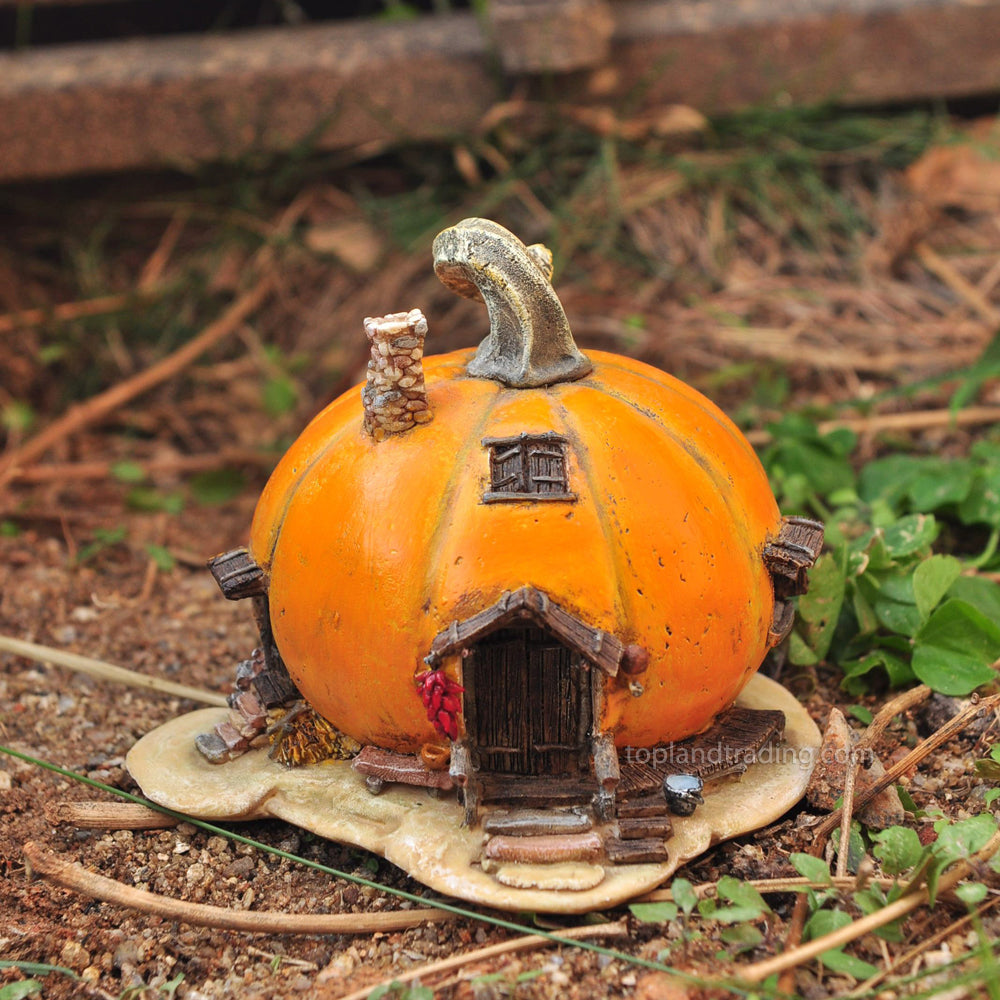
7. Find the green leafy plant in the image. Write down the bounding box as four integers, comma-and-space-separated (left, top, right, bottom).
632, 876, 771, 960
1, 401, 36, 435
802, 907, 879, 979
125, 486, 185, 514
75, 525, 128, 565
975, 744, 1000, 806
143, 544, 176, 572
629, 875, 698, 926
188, 468, 247, 506
697, 877, 772, 925
760, 420, 1000, 696
785, 814, 998, 980
157, 973, 185, 999
367, 982, 433, 1000
867, 813, 998, 909
0, 983, 42, 1000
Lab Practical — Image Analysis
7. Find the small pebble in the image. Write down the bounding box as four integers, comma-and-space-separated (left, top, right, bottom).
59, 939, 90, 970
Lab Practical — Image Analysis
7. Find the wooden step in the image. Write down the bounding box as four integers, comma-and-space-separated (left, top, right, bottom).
605, 837, 669, 865
484, 831, 603, 864
617, 816, 672, 840
616, 794, 668, 819
483, 808, 592, 836
478, 774, 595, 805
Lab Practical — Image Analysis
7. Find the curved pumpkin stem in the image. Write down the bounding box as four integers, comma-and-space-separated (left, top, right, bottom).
432, 218, 592, 388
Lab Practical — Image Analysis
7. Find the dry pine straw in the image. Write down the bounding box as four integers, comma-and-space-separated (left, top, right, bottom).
4, 132, 1000, 998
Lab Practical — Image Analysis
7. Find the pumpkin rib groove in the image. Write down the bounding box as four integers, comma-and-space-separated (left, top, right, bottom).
577, 375, 773, 553
419, 382, 505, 616
255, 352, 482, 572
553, 394, 633, 633
595, 352, 763, 468
554, 381, 769, 745
255, 415, 360, 570
255, 351, 481, 569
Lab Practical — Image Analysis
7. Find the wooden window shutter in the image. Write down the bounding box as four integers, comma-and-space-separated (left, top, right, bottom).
482, 432, 575, 503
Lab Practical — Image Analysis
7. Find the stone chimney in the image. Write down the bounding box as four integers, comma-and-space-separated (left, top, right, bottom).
361, 308, 432, 441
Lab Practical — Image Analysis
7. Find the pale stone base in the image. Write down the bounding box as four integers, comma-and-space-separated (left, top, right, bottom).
126, 674, 820, 913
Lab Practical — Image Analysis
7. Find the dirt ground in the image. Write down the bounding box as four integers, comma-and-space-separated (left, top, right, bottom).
2, 107, 1000, 999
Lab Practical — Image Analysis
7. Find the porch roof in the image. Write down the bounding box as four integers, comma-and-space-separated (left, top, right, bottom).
428, 586, 624, 676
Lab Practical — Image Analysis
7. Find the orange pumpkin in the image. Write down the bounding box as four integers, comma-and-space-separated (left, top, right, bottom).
248, 219, 794, 761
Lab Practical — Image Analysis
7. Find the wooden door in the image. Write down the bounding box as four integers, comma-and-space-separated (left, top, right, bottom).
467, 626, 591, 776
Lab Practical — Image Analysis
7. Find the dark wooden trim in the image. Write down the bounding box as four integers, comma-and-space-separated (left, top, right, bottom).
765, 516, 824, 599
478, 773, 597, 804
481, 491, 577, 503
768, 599, 796, 646
481, 432, 569, 447
429, 586, 624, 676
618, 815, 673, 840
207, 547, 266, 600
591, 732, 620, 791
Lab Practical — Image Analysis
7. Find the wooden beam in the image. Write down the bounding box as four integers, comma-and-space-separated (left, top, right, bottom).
2, 0, 999, 182
605, 0, 1000, 112
0, 13, 495, 181
0, 0, 132, 5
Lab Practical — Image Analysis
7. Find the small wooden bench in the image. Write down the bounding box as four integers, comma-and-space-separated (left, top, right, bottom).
351, 746, 455, 796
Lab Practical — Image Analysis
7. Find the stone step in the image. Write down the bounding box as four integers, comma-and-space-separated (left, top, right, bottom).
605, 837, 669, 865
489, 861, 605, 891
616, 794, 668, 819
484, 831, 603, 864
483, 808, 593, 836
617, 816, 673, 840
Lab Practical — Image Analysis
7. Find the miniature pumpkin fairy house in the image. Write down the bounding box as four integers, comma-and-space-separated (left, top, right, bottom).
128, 219, 824, 911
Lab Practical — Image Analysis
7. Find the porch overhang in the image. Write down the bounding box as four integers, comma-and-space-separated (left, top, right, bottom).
427, 586, 624, 677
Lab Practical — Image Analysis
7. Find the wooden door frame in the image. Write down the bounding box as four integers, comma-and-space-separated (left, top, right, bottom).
425, 587, 625, 824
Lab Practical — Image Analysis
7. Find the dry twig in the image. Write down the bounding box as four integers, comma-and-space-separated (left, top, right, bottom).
637, 874, 902, 903
139, 210, 190, 290
45, 801, 180, 830
847, 894, 1000, 997
22, 841, 457, 935
778, 683, 942, 991
836, 749, 861, 880
834, 685, 933, 878
0, 635, 227, 706
0, 278, 275, 481
916, 242, 1000, 326
857, 685, 932, 752
335, 921, 629, 1000
738, 831, 1000, 984
0, 288, 168, 335
815, 692, 1000, 845
745, 407, 1000, 446
3, 448, 277, 484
